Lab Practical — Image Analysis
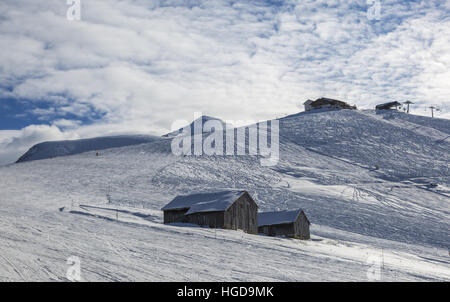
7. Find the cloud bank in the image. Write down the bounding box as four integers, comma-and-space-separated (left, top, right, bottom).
0, 0, 449, 164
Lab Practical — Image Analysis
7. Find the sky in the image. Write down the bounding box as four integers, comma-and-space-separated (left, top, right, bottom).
0, 0, 449, 164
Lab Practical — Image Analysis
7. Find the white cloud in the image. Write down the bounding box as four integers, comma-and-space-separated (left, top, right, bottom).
0, 125, 77, 165
0, 130, 20, 145
51, 119, 82, 129
0, 0, 449, 164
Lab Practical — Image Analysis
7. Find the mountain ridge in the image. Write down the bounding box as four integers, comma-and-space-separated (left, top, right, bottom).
16, 134, 159, 163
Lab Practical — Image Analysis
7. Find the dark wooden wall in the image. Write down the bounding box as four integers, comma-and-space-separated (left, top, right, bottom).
163, 208, 189, 224
223, 192, 258, 234
293, 212, 310, 240
258, 211, 310, 240
184, 211, 225, 228
258, 223, 295, 237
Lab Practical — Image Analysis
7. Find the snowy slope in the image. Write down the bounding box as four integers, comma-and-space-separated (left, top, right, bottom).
0, 110, 449, 281
280, 109, 449, 181
374, 110, 450, 135
16, 135, 159, 163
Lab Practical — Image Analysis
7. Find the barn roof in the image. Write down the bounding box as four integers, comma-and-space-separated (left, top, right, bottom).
162, 190, 248, 215
315, 97, 342, 103
258, 209, 307, 227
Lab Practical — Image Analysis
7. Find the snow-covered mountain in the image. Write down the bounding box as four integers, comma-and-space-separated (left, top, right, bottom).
0, 109, 448, 281
16, 135, 159, 163
162, 115, 227, 138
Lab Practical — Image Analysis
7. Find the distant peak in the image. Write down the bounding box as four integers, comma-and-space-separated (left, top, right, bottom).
162, 115, 226, 138
193, 115, 223, 123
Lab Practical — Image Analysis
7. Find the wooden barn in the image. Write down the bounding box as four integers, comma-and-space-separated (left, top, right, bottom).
375, 101, 402, 110
161, 190, 259, 234
304, 98, 357, 112
258, 209, 310, 240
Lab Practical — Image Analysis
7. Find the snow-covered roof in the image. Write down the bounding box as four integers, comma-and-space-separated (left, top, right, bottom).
258, 209, 306, 227
162, 190, 247, 215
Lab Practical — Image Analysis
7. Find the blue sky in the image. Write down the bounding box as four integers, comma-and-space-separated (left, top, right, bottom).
0, 96, 106, 129
0, 0, 449, 164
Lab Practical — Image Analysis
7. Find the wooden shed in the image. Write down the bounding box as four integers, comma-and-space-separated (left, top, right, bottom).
258, 209, 310, 240
161, 190, 259, 234
375, 101, 402, 110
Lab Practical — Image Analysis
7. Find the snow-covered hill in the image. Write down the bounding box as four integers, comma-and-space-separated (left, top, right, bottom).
16, 135, 159, 163
162, 115, 227, 138
0, 110, 448, 281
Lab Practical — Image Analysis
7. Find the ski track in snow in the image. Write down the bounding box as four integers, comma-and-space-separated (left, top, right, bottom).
0, 110, 449, 281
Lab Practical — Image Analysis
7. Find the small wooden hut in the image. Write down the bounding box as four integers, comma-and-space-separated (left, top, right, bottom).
162, 190, 258, 234
375, 101, 402, 110
258, 209, 310, 240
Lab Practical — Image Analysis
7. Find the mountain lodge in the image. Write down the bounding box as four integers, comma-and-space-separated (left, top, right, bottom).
304, 98, 357, 112
375, 101, 402, 110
